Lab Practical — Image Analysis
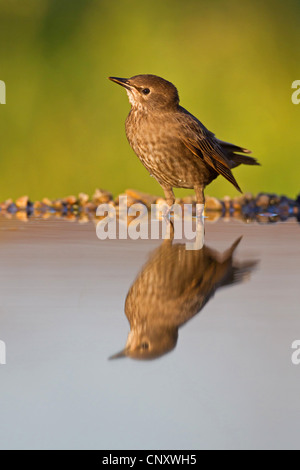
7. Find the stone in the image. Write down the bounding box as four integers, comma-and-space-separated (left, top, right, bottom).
115, 194, 138, 207
7, 203, 17, 214
64, 195, 77, 205
256, 214, 270, 224
42, 197, 53, 207
244, 192, 254, 202
65, 214, 77, 221
0, 199, 13, 210
84, 202, 97, 212
16, 212, 28, 222
232, 197, 243, 211
278, 202, 290, 218
269, 194, 281, 205
175, 198, 183, 205
78, 214, 89, 224
223, 196, 232, 211
205, 196, 223, 211
52, 200, 63, 211
33, 201, 42, 210
204, 211, 221, 222
15, 196, 29, 210
92, 189, 113, 204
182, 195, 196, 204
125, 189, 158, 208
78, 193, 89, 205
156, 197, 169, 208
256, 194, 270, 208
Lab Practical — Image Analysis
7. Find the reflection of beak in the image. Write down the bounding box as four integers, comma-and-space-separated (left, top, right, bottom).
108, 77, 131, 90
109, 349, 127, 360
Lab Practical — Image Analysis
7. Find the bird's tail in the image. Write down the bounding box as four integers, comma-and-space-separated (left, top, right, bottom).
217, 139, 260, 168
217, 139, 252, 155
230, 154, 260, 168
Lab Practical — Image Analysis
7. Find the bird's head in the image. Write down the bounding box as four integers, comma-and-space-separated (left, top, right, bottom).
109, 326, 178, 361
109, 74, 179, 111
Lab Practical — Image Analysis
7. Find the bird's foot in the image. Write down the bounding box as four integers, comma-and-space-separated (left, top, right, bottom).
196, 203, 205, 220
162, 202, 172, 220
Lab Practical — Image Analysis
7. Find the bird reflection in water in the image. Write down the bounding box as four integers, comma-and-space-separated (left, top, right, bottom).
110, 222, 257, 361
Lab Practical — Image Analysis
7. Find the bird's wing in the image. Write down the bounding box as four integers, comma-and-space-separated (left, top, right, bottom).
174, 109, 242, 192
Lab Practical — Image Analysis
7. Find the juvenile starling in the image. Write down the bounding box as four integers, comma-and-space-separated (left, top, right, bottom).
109, 75, 260, 205
110, 232, 258, 361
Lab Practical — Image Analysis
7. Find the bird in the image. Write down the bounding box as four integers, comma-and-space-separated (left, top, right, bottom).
109, 74, 260, 206
110, 231, 258, 361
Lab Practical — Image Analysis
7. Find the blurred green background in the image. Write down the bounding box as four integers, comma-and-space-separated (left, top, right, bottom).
0, 0, 299, 201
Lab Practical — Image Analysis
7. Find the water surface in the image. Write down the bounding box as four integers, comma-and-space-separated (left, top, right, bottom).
0, 217, 299, 450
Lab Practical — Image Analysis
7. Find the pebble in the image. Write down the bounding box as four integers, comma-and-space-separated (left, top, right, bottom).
256, 194, 270, 208
53, 200, 63, 211
78, 193, 89, 205
182, 195, 196, 204
33, 201, 42, 210
16, 212, 28, 222
0, 190, 298, 225
42, 197, 53, 207
115, 194, 140, 208
93, 189, 113, 204
0, 199, 13, 210
204, 211, 221, 222
15, 196, 29, 210
223, 196, 232, 211
84, 202, 97, 212
244, 192, 254, 201
205, 196, 223, 211
7, 203, 17, 214
125, 189, 158, 208
232, 196, 243, 211
64, 195, 77, 205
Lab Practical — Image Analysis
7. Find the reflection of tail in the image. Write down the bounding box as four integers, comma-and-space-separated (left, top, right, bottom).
205, 236, 259, 289
223, 235, 243, 258
206, 236, 242, 263
221, 236, 259, 287
222, 260, 259, 287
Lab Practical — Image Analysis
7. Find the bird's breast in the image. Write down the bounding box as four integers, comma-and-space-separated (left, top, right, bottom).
125, 110, 214, 188
126, 111, 169, 164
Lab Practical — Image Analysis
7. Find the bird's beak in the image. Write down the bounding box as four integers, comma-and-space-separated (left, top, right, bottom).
108, 77, 131, 90
109, 349, 128, 360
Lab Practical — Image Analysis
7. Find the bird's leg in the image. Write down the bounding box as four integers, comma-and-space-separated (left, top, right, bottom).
160, 186, 175, 220
194, 185, 205, 204
194, 185, 205, 219
162, 186, 175, 207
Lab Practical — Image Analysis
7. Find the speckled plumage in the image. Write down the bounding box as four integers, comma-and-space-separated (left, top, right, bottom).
109, 74, 260, 205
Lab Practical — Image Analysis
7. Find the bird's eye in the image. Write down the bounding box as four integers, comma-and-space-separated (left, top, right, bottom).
142, 88, 150, 95
141, 342, 149, 350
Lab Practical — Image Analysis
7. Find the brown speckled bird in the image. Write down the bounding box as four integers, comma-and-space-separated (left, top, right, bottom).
109, 74, 260, 205
110, 234, 257, 361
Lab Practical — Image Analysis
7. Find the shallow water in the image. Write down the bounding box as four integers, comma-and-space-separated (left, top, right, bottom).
0, 216, 299, 450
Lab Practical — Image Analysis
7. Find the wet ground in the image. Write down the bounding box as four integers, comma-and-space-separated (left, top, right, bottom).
0, 216, 299, 450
